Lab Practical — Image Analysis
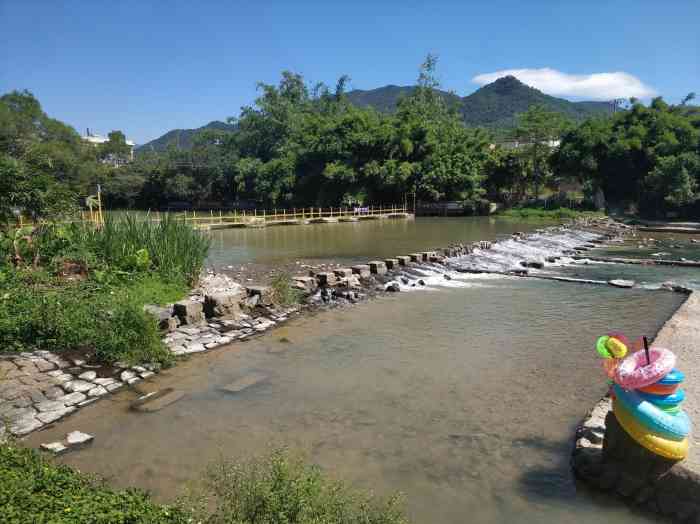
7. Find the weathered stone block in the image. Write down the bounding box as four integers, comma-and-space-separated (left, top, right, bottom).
396, 256, 411, 266
174, 300, 204, 325
409, 253, 423, 262
245, 286, 274, 306
66, 430, 93, 447
351, 265, 371, 278
368, 261, 387, 275
315, 272, 337, 287
204, 290, 245, 319
384, 258, 399, 270
292, 276, 317, 292
333, 268, 353, 278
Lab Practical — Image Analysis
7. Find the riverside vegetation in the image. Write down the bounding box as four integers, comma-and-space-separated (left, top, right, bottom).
0, 442, 407, 524
0, 215, 209, 365
2, 56, 698, 219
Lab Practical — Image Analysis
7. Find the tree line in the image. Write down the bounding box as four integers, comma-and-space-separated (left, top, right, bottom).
1, 56, 698, 222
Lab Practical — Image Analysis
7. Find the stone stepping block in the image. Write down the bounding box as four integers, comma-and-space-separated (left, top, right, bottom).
396, 256, 411, 266
351, 265, 371, 278
384, 258, 400, 270
368, 261, 387, 275
315, 272, 337, 286
130, 388, 185, 413
221, 372, 269, 394
333, 268, 353, 278
40, 442, 68, 455
66, 430, 94, 448
409, 253, 424, 262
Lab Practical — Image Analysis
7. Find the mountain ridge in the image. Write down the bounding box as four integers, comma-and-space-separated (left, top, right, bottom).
137, 76, 611, 152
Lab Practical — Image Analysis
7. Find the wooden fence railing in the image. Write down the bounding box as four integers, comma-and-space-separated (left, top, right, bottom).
151, 204, 410, 227
15, 204, 410, 229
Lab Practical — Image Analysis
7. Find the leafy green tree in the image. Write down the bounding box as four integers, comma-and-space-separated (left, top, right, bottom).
514, 105, 569, 199
553, 96, 700, 215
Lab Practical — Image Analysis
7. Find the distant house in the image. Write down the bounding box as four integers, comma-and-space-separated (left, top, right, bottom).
495, 139, 561, 150
81, 129, 135, 166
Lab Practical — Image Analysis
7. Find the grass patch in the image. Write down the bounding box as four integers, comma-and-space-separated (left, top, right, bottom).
0, 216, 208, 365
0, 271, 180, 365
497, 207, 606, 220
0, 443, 409, 524
181, 447, 409, 524
270, 271, 302, 306
0, 441, 188, 524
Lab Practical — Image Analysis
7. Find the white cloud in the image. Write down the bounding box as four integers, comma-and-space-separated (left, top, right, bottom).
471, 68, 656, 100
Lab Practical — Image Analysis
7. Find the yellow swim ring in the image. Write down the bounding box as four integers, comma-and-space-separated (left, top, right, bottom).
613, 399, 688, 460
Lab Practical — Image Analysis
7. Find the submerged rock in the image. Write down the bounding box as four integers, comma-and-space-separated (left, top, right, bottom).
222, 372, 269, 393
66, 431, 93, 447
385, 282, 400, 292
608, 279, 635, 289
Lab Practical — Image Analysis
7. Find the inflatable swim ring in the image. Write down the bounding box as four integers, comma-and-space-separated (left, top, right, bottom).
596, 336, 612, 358
606, 337, 628, 358
613, 385, 690, 440
639, 382, 680, 395
614, 347, 676, 389
602, 358, 619, 379
608, 331, 630, 347
658, 368, 685, 386
613, 398, 688, 460
638, 388, 686, 408
660, 404, 682, 414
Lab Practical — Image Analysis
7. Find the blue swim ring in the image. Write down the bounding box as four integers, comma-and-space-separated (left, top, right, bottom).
638, 388, 685, 408
613, 384, 690, 441
658, 368, 685, 386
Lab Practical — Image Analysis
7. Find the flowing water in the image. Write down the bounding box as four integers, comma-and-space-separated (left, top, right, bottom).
206, 217, 556, 268
26, 217, 699, 523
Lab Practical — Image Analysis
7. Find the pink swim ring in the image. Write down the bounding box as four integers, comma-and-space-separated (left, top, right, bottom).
614, 347, 676, 389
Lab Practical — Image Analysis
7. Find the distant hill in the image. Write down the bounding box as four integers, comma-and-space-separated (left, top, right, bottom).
346, 84, 462, 113
136, 121, 236, 153
346, 76, 611, 129
140, 77, 612, 152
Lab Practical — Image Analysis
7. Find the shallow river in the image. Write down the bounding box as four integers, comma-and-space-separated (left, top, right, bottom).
26, 218, 699, 523
206, 216, 556, 267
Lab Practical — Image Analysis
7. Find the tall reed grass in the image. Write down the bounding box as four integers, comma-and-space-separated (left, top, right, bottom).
69, 214, 210, 285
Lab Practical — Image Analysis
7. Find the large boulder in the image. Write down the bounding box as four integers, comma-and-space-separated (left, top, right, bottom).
174, 300, 204, 325
245, 285, 274, 306
204, 290, 245, 319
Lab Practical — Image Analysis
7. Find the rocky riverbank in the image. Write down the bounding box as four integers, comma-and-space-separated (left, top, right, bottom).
3, 217, 684, 442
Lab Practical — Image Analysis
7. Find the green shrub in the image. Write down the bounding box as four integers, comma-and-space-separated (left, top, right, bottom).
88, 214, 210, 285
270, 271, 302, 306
0, 441, 188, 524
498, 207, 605, 220
0, 271, 181, 365
179, 448, 409, 524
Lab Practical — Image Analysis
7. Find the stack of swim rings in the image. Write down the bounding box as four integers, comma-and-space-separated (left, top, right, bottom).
596, 333, 691, 461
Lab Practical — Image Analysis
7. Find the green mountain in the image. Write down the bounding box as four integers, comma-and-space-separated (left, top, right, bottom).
346, 84, 462, 113
346, 76, 611, 128
139, 77, 611, 152
136, 120, 236, 153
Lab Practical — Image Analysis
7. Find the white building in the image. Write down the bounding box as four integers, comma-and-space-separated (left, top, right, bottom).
82, 129, 135, 166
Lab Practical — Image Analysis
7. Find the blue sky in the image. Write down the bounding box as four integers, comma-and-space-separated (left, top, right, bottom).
2, 1, 698, 144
